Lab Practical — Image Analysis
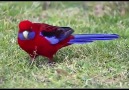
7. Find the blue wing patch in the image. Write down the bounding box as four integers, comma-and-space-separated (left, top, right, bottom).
44, 36, 59, 44
40, 32, 59, 44
40, 27, 74, 45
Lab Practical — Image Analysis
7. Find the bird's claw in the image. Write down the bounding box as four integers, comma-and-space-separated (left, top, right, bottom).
47, 61, 56, 66
29, 58, 35, 66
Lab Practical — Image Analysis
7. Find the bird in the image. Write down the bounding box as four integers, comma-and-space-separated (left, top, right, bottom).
17, 20, 119, 64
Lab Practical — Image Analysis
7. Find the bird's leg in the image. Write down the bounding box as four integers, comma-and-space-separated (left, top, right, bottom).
29, 46, 38, 65
29, 54, 37, 66
30, 58, 35, 66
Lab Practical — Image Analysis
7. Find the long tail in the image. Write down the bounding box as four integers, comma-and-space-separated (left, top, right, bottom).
68, 34, 119, 44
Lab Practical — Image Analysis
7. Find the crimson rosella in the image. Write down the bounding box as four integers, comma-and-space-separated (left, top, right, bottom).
17, 20, 119, 63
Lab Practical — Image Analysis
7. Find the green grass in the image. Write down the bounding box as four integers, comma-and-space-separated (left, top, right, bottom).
0, 1, 129, 88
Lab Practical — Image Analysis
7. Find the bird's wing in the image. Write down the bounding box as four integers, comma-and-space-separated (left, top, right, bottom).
40, 24, 74, 44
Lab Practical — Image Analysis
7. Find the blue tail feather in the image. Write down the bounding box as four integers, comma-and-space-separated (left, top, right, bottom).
68, 34, 119, 44
74, 34, 119, 39
68, 40, 93, 44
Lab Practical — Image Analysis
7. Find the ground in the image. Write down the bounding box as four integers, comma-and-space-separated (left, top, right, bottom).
0, 1, 129, 88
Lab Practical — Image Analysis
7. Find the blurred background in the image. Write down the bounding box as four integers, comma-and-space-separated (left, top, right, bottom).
1, 1, 128, 22
42, 1, 129, 16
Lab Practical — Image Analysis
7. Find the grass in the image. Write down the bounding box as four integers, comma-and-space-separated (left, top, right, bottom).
0, 1, 129, 88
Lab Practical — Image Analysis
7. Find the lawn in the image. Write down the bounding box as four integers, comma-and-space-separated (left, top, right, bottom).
0, 1, 129, 88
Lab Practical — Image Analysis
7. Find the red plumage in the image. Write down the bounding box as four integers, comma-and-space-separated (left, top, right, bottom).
17, 20, 74, 63
17, 20, 119, 63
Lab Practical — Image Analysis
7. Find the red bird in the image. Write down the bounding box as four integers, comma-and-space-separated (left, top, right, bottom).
17, 20, 119, 63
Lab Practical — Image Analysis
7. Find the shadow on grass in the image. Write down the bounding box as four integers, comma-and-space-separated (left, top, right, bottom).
23, 46, 79, 68
24, 53, 68, 68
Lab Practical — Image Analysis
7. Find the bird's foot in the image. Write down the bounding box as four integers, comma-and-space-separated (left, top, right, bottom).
29, 58, 35, 66
47, 60, 56, 66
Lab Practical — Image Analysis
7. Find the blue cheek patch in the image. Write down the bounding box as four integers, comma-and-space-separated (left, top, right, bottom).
18, 33, 25, 40
18, 31, 35, 40
28, 32, 35, 39
40, 32, 59, 44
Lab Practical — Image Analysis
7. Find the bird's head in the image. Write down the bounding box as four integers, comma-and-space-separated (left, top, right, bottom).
18, 20, 35, 40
